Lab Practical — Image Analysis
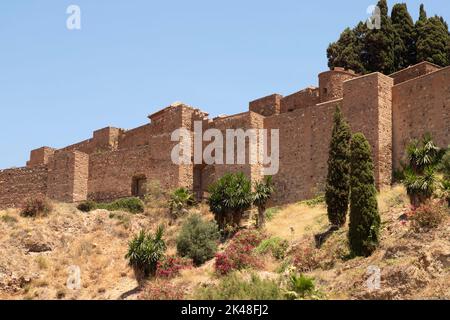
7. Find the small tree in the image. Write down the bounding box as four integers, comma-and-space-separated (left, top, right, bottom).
208, 173, 253, 233
349, 133, 380, 257
125, 225, 166, 284
253, 176, 275, 229
325, 106, 351, 227
176, 214, 220, 266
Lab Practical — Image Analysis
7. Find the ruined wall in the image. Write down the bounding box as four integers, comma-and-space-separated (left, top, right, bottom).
280, 87, 320, 113
390, 62, 441, 85
0, 166, 48, 209
392, 67, 450, 168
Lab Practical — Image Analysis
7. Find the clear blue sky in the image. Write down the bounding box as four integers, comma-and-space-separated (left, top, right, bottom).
0, 1, 448, 168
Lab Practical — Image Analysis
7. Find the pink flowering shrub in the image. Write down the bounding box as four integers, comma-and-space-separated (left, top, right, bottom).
215, 229, 265, 275
156, 256, 193, 278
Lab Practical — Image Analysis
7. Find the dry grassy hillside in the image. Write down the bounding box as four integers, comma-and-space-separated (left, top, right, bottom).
0, 186, 448, 300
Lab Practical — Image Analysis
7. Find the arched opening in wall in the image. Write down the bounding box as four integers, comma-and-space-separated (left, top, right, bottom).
131, 175, 147, 198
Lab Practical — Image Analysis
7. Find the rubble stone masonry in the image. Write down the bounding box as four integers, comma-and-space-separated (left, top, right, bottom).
0, 62, 448, 209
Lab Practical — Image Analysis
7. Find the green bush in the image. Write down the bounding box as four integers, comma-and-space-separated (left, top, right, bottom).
438, 147, 450, 179
325, 106, 351, 227
442, 180, 450, 207
169, 187, 195, 218
98, 197, 145, 214
20, 197, 52, 218
256, 237, 289, 260
410, 201, 447, 232
349, 133, 380, 257
125, 225, 166, 283
77, 200, 97, 212
194, 273, 283, 300
176, 214, 220, 266
288, 274, 316, 299
208, 173, 253, 232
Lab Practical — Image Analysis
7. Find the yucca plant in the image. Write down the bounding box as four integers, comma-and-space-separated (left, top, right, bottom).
253, 176, 275, 229
402, 134, 442, 207
403, 167, 439, 207
125, 225, 166, 284
169, 187, 195, 218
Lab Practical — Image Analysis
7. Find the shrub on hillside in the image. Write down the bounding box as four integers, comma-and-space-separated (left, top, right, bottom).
409, 200, 447, 232
287, 273, 317, 299
292, 245, 320, 272
194, 273, 283, 300
96, 197, 145, 214
253, 176, 275, 229
256, 237, 289, 260
215, 229, 265, 275
169, 187, 195, 219
125, 225, 166, 283
77, 200, 97, 212
349, 133, 380, 257
208, 173, 253, 232
438, 147, 450, 179
176, 214, 220, 266
156, 256, 193, 279
442, 180, 450, 207
20, 197, 52, 218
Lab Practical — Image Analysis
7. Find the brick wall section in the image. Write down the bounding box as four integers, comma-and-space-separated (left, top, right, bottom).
47, 151, 89, 202
343, 72, 394, 188
249, 94, 282, 117
392, 66, 450, 168
390, 61, 441, 85
27, 147, 56, 167
280, 87, 320, 113
0, 166, 48, 209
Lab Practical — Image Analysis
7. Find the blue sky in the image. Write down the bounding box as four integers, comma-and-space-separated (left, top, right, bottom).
0, 1, 448, 168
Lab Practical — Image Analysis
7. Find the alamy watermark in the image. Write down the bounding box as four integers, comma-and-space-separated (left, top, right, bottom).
366, 5, 381, 30
66, 5, 81, 30
366, 265, 381, 291
171, 121, 280, 175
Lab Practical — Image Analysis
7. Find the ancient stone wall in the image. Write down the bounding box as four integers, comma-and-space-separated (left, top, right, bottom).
0, 166, 48, 209
390, 61, 441, 85
249, 94, 282, 117
319, 68, 358, 103
392, 66, 450, 168
280, 87, 320, 113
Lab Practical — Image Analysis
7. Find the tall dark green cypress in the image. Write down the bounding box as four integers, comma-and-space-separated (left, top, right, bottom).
416, 15, 450, 66
327, 27, 366, 74
349, 133, 380, 257
391, 3, 416, 68
362, 0, 397, 74
325, 106, 351, 227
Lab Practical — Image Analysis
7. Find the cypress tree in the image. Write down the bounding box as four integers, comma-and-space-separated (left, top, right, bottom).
325, 106, 351, 227
362, 0, 397, 74
416, 15, 450, 66
391, 3, 416, 68
349, 133, 380, 257
327, 27, 366, 74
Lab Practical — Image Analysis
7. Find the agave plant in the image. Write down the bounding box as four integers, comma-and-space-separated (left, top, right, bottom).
168, 187, 195, 218
125, 225, 166, 284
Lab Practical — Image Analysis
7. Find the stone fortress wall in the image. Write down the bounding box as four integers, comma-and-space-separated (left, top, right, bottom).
0, 61, 449, 208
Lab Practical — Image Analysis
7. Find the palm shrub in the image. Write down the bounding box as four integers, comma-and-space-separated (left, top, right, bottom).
348, 133, 380, 257
169, 187, 195, 218
402, 134, 442, 207
253, 176, 275, 229
125, 225, 166, 284
438, 147, 450, 179
208, 172, 253, 233
176, 214, 220, 266
325, 106, 352, 227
